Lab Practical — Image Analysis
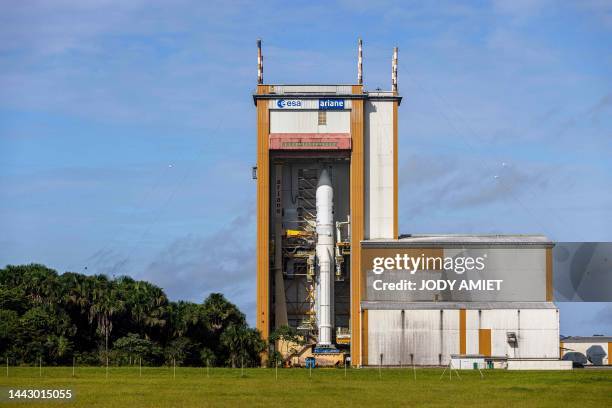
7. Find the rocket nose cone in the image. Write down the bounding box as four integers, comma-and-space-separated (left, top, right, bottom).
317, 169, 331, 188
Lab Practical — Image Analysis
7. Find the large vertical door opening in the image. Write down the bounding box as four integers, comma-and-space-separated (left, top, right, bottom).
268, 155, 351, 352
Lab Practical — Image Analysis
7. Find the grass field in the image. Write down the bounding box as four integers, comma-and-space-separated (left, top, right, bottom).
1, 366, 611, 407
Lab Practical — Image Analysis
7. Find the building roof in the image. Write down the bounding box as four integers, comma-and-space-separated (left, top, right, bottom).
361, 301, 557, 310
252, 84, 402, 105
362, 234, 553, 248
561, 336, 612, 343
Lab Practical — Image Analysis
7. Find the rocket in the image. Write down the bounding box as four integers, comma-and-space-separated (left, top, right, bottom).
316, 168, 334, 346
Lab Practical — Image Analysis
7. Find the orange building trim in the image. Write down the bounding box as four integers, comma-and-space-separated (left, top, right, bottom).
459, 309, 467, 355
256, 85, 271, 341
478, 329, 491, 357
350, 85, 364, 366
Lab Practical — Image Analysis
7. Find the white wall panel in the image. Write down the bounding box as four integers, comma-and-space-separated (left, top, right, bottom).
369, 310, 459, 365
481, 310, 519, 330
519, 329, 559, 358
519, 309, 558, 329
442, 311, 459, 365
368, 310, 402, 366
270, 110, 350, 133
466, 310, 480, 355
405, 310, 443, 365
366, 308, 559, 365
364, 100, 394, 239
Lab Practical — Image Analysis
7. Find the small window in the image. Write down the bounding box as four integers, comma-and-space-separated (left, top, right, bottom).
318, 111, 326, 125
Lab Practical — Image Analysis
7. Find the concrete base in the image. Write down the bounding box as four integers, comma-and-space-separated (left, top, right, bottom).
289, 344, 346, 367
311, 352, 345, 367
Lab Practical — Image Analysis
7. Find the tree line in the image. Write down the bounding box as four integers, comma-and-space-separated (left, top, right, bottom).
0, 264, 265, 367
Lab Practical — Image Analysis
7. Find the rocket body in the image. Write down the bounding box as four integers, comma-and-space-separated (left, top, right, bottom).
315, 169, 334, 346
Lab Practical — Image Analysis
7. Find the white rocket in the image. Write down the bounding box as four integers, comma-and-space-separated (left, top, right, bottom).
316, 168, 334, 346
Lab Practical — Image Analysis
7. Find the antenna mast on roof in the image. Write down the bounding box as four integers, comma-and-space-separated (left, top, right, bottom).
357, 38, 363, 85
392, 46, 398, 93
257, 39, 263, 84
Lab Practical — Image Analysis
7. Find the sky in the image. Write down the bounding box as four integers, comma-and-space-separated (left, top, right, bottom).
1, 0, 611, 336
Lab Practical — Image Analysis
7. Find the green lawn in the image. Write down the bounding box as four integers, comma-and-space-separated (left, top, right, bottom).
1, 366, 611, 407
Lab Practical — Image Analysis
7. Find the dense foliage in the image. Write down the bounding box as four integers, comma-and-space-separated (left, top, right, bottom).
0, 264, 265, 367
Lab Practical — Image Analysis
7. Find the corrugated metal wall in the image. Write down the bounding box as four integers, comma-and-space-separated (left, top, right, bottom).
367, 308, 559, 365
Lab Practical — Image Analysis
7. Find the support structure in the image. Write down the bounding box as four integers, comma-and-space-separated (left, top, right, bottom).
254, 40, 400, 366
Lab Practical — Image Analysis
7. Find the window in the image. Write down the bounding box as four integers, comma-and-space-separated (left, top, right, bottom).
318, 111, 326, 125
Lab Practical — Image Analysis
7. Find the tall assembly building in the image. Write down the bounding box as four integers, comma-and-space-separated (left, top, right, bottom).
254, 40, 561, 368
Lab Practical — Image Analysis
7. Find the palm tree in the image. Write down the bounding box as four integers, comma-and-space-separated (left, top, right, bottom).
243, 328, 266, 365
200, 347, 216, 367
220, 325, 265, 368
116, 278, 168, 339
88, 275, 125, 358
202, 293, 245, 333
60, 272, 91, 315
220, 325, 245, 368
167, 301, 188, 338
21, 264, 58, 305
138, 282, 168, 333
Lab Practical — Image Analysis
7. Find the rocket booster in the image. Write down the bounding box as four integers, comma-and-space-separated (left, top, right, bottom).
316, 168, 334, 346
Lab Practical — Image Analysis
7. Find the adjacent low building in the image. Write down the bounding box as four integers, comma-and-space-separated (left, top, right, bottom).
361, 235, 559, 366
561, 336, 612, 366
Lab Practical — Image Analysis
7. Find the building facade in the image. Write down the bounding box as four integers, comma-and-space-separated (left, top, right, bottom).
253, 40, 560, 367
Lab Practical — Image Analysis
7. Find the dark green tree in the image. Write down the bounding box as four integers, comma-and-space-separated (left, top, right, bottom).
269, 324, 304, 359
0, 264, 264, 367
88, 275, 125, 360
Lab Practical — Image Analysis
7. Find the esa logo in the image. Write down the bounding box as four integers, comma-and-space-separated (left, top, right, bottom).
277, 99, 302, 108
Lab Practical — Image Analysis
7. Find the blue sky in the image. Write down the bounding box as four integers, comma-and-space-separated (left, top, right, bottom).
1, 0, 611, 335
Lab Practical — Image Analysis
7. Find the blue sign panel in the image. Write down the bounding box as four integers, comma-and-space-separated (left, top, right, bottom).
319, 99, 345, 110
